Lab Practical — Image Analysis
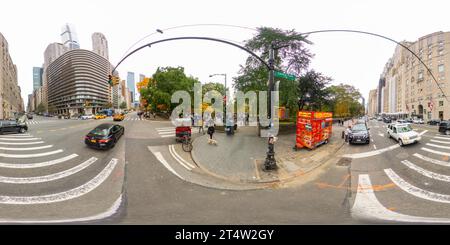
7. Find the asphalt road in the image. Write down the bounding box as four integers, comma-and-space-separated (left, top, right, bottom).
6, 114, 449, 224
348, 119, 450, 223
0, 113, 353, 224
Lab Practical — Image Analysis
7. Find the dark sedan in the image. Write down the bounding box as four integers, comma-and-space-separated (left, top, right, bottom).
428, 119, 441, 125
348, 124, 370, 144
0, 120, 28, 134
85, 123, 124, 150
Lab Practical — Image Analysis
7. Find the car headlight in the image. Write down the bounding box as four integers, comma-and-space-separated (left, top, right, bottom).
402, 136, 409, 140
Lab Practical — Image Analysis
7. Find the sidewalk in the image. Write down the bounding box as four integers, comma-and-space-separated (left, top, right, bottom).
191, 124, 347, 185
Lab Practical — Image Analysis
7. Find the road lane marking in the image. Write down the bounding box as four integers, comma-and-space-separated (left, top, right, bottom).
413, 153, 450, 167
2, 134, 31, 136
156, 127, 176, 130
0, 138, 41, 141
401, 160, 450, 182
0, 145, 53, 151
161, 135, 174, 138
370, 139, 374, 143
158, 131, 174, 135
0, 149, 63, 158
0, 154, 78, 169
169, 145, 195, 170
0, 135, 33, 138
421, 147, 450, 157
434, 136, 450, 141
378, 133, 384, 137
373, 145, 377, 150
419, 130, 429, 136
430, 139, 450, 144
149, 147, 184, 180
0, 157, 97, 184
157, 129, 175, 132
385, 168, 450, 203
0, 141, 44, 145
0, 158, 117, 204
351, 174, 450, 223
426, 143, 450, 150
0, 194, 123, 224
436, 134, 450, 137
342, 144, 400, 159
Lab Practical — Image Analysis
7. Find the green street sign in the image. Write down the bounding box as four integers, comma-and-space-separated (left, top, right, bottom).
274, 71, 296, 81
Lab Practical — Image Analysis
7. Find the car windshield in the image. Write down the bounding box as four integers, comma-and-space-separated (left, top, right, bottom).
397, 126, 412, 133
89, 128, 109, 136
352, 124, 367, 131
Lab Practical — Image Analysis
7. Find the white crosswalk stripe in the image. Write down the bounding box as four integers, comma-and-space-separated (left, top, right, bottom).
413, 153, 450, 167
401, 160, 450, 182
156, 127, 175, 138
385, 168, 450, 203
426, 143, 450, 150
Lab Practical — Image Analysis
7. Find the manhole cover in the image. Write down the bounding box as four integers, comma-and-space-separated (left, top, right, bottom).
336, 157, 352, 166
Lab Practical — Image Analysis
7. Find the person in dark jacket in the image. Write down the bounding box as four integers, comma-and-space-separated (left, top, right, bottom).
207, 119, 216, 145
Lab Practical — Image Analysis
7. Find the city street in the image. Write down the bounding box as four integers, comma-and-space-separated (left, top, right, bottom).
0, 113, 353, 224
347, 119, 450, 223
4, 114, 450, 224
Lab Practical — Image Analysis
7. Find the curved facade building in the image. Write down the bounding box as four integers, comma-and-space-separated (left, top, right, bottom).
47, 49, 112, 115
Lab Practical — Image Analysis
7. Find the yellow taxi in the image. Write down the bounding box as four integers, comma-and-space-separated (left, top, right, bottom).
95, 114, 106, 120
113, 113, 125, 121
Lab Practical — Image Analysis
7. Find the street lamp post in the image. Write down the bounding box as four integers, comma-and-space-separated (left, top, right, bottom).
209, 73, 227, 124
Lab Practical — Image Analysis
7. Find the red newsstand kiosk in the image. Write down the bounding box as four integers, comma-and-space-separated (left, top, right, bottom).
295, 111, 333, 150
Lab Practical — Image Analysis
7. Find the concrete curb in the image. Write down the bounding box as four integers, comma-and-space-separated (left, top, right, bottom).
190, 134, 346, 187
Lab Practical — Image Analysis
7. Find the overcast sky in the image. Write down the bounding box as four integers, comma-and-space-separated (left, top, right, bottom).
0, 0, 449, 107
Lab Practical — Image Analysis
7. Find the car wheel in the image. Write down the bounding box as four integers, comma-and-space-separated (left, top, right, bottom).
446, 130, 450, 136
19, 128, 26, 134
111, 138, 117, 148
399, 139, 404, 147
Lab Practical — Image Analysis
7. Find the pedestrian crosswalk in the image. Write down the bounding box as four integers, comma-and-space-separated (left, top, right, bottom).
352, 132, 450, 222
0, 132, 122, 222
156, 127, 175, 138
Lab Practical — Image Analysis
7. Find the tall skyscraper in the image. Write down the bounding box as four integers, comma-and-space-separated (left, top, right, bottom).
33, 67, 43, 90
61, 23, 80, 50
127, 72, 135, 102
92, 32, 109, 60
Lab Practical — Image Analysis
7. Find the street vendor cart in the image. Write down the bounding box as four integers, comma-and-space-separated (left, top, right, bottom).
295, 111, 333, 150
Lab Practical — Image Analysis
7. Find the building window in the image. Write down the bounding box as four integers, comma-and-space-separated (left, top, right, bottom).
440, 101, 444, 107
438, 64, 444, 73
418, 71, 424, 81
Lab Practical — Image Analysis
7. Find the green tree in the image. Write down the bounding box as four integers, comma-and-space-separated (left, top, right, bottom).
202, 82, 225, 96
297, 70, 331, 111
324, 84, 364, 118
119, 101, 127, 110
233, 27, 313, 115
105, 102, 113, 109
143, 66, 199, 112
48, 104, 57, 114
36, 102, 46, 114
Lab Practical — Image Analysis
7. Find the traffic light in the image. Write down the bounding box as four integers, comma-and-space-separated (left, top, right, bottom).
108, 75, 113, 86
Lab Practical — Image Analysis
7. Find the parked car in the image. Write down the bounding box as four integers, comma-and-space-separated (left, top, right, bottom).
80, 114, 94, 120
377, 117, 383, 121
438, 121, 450, 135
405, 118, 414, 123
0, 120, 28, 134
428, 119, 441, 125
387, 123, 421, 146
113, 113, 125, 121
85, 123, 125, 150
26, 114, 33, 120
413, 118, 424, 124
348, 124, 370, 144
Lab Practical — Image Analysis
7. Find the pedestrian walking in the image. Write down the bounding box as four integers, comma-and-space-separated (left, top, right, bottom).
344, 125, 352, 142
207, 119, 216, 145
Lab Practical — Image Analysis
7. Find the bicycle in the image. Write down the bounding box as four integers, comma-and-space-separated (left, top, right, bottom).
180, 132, 193, 152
